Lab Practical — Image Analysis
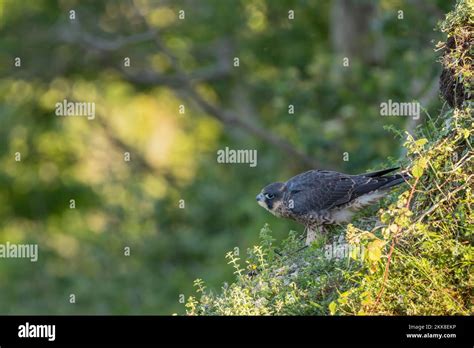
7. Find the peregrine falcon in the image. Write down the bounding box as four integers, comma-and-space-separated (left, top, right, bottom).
256, 167, 409, 245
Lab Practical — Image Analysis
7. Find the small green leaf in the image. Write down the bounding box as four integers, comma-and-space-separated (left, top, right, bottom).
412, 165, 423, 178
412, 157, 428, 178
329, 301, 337, 315
367, 240, 386, 262
380, 212, 391, 224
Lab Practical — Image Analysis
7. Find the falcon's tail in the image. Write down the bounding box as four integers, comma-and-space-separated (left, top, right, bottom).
362, 167, 411, 189
353, 170, 410, 196
363, 167, 400, 177
378, 172, 411, 190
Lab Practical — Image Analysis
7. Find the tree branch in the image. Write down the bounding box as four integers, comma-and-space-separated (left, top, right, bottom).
95, 116, 180, 188
57, 6, 323, 169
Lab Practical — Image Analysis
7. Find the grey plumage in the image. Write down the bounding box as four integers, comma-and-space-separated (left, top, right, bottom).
256, 167, 409, 245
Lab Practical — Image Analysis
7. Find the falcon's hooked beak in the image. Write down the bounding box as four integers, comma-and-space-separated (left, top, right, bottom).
256, 193, 267, 208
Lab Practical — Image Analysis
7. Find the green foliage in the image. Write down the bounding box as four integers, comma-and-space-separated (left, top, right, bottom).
438, 0, 473, 34
338, 107, 472, 315
186, 224, 359, 315
437, 0, 473, 107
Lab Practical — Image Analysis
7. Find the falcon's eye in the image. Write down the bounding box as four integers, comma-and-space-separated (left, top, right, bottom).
264, 193, 274, 200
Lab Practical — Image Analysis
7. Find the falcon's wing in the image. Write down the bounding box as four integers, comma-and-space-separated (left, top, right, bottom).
284, 169, 404, 215
284, 170, 358, 215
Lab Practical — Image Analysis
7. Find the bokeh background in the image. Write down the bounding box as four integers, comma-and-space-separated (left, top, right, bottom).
0, 0, 450, 314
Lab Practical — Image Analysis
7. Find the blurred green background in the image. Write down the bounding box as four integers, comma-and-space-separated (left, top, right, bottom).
0, 0, 448, 314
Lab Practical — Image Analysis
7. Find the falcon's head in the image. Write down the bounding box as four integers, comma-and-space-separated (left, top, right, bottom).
256, 182, 285, 216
